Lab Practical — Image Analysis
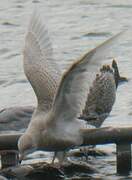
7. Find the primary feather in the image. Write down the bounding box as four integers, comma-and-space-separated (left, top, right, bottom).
23, 11, 61, 111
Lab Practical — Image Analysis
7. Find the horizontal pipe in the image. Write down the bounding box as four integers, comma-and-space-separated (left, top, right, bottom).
0, 127, 132, 150
116, 142, 131, 175
82, 126, 132, 146
0, 133, 22, 150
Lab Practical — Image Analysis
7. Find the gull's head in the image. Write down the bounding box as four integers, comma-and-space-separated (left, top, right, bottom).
18, 133, 37, 162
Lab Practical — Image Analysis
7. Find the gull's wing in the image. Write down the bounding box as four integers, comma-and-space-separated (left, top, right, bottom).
23, 11, 61, 111
52, 32, 123, 121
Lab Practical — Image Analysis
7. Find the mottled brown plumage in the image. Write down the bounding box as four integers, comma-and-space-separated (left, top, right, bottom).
80, 60, 127, 128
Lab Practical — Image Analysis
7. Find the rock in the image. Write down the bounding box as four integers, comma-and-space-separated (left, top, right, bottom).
0, 160, 98, 180
62, 160, 97, 175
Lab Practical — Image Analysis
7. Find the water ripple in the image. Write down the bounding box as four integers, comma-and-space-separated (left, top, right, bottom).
107, 4, 132, 9
82, 32, 111, 38
2, 22, 19, 27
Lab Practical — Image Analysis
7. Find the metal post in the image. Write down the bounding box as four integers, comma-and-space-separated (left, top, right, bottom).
0, 150, 19, 169
116, 142, 131, 175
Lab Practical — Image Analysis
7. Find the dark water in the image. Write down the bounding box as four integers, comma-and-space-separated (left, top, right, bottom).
0, 0, 132, 179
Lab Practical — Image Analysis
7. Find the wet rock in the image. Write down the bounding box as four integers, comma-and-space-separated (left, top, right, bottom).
1, 165, 33, 179
69, 148, 109, 158
62, 160, 97, 175
0, 160, 98, 180
27, 164, 64, 180
1, 163, 64, 180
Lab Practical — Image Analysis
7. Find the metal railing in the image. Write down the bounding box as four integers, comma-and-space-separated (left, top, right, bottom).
0, 127, 132, 175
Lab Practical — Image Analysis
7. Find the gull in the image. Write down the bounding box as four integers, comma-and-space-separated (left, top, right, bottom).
18, 11, 124, 163
80, 60, 128, 128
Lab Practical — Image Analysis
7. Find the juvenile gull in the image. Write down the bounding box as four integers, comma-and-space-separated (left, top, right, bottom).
80, 60, 128, 128
18, 11, 124, 162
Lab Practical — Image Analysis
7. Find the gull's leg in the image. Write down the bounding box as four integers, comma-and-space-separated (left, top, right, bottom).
51, 151, 57, 164
57, 151, 67, 164
51, 151, 68, 165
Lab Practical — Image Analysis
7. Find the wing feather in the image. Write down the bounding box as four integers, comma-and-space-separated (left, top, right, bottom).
23, 11, 61, 111
52, 32, 124, 121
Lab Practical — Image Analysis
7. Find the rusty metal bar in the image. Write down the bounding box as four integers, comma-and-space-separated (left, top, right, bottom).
0, 150, 19, 169
116, 142, 131, 175
82, 127, 132, 146
0, 133, 21, 150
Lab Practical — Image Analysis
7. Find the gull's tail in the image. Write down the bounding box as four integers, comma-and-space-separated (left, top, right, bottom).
112, 59, 128, 88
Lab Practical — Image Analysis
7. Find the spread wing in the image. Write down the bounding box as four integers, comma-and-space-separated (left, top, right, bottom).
23, 11, 61, 111
52, 32, 124, 122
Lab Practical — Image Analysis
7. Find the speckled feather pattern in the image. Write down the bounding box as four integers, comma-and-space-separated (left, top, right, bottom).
81, 66, 116, 127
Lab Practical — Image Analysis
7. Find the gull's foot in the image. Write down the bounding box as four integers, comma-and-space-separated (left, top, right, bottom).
51, 151, 67, 166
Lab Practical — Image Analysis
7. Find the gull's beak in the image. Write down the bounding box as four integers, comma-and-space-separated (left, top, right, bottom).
19, 153, 24, 164
18, 147, 37, 164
